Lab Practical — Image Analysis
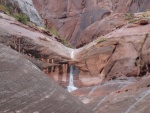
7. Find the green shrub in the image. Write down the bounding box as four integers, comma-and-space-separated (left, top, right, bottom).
98, 38, 107, 43
125, 13, 134, 20
7, 6, 13, 15
61, 37, 67, 45
142, 11, 150, 17
61, 37, 73, 48
49, 27, 58, 36
14, 13, 29, 24
128, 18, 140, 23
0, 4, 10, 15
0, 1, 31, 25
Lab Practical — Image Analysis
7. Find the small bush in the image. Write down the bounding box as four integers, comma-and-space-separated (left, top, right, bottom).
98, 38, 107, 43
49, 27, 58, 36
7, 6, 14, 15
61, 37, 73, 48
128, 18, 140, 23
61, 37, 67, 45
0, 1, 31, 25
125, 13, 134, 20
14, 13, 29, 24
0, 4, 9, 15
141, 11, 150, 17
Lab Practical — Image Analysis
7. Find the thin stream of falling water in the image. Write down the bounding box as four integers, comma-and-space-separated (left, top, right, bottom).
71, 50, 74, 59
67, 65, 77, 92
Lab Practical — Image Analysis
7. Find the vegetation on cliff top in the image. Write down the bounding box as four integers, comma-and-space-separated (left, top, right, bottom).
0, 1, 29, 24
14, 13, 29, 24
0, 1, 72, 48
125, 11, 150, 24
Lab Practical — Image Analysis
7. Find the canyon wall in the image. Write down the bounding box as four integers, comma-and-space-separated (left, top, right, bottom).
1, 0, 150, 113
33, 0, 150, 47
32, 0, 111, 47
1, 0, 150, 88
1, 11, 150, 88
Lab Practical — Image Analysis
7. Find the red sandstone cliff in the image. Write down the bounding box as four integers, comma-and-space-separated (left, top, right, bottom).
33, 0, 150, 47
1, 0, 150, 112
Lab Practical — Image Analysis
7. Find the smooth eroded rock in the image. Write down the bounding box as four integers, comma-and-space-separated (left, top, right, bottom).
0, 43, 92, 113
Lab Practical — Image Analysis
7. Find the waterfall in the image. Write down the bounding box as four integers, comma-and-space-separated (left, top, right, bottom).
71, 50, 74, 59
67, 65, 77, 92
